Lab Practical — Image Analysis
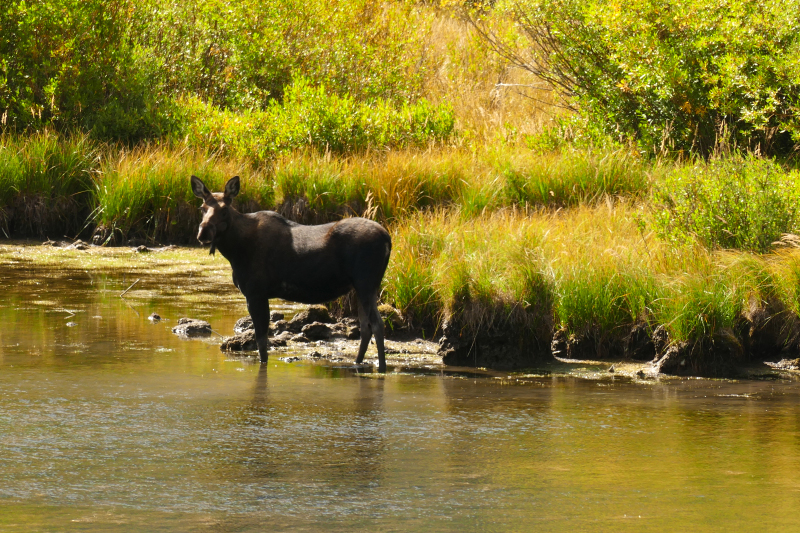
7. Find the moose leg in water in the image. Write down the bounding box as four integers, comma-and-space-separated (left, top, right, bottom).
190, 174, 392, 372
355, 290, 385, 367
247, 294, 271, 362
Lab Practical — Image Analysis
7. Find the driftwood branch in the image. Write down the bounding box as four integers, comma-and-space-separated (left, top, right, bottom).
120, 278, 140, 297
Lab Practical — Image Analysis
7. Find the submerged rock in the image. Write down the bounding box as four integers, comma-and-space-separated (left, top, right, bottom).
172, 318, 212, 337
148, 313, 161, 322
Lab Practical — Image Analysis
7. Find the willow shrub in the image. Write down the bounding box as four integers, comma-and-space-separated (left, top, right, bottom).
651, 156, 800, 253
484, 0, 800, 155
177, 78, 455, 162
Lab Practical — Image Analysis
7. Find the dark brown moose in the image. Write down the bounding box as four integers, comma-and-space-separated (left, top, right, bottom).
191, 175, 392, 372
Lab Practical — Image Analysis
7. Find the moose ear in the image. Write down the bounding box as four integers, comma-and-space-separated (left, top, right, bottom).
190, 175, 210, 199
224, 175, 240, 199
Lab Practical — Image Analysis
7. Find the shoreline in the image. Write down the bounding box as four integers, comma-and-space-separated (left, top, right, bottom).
5, 239, 800, 381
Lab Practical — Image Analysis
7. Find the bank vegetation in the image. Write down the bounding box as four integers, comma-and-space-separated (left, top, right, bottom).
3, 0, 800, 375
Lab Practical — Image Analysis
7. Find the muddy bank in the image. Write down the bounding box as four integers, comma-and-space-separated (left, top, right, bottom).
440, 294, 800, 378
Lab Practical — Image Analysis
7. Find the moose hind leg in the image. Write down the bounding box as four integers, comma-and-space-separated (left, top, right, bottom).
369, 302, 386, 373
357, 293, 386, 373
355, 298, 372, 365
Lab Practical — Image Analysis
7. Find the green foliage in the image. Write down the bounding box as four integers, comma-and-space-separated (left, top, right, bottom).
130, 0, 431, 109
177, 79, 455, 161
500, 0, 800, 155
0, 0, 172, 143
0, 132, 97, 237
0, 0, 439, 148
651, 156, 800, 252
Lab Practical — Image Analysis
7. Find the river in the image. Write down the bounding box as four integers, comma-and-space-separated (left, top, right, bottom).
1, 247, 799, 531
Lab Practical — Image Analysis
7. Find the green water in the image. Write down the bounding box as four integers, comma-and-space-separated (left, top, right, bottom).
1, 258, 800, 531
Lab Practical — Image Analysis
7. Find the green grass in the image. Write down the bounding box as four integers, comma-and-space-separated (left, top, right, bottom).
94, 146, 273, 244
0, 132, 97, 238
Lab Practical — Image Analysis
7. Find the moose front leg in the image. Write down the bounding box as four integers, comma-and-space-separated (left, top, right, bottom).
247, 297, 271, 363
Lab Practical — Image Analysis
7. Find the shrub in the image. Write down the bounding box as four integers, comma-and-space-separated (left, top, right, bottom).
176, 78, 456, 161
476, 0, 800, 155
651, 156, 800, 252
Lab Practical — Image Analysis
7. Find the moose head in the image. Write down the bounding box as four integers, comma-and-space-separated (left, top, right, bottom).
190, 175, 240, 253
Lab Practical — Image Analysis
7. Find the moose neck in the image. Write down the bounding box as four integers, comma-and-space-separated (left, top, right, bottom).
211, 209, 255, 267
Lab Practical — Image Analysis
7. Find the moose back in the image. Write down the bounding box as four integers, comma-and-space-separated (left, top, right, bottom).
191, 175, 392, 372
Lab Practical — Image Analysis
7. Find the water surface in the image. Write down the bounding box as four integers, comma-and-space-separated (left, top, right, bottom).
1, 251, 800, 531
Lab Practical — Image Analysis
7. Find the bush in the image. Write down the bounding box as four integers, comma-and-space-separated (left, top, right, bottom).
651, 155, 800, 252
477, 0, 800, 156
176, 78, 456, 161
0, 0, 171, 143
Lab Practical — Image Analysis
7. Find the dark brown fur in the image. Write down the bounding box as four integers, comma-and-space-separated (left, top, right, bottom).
191, 175, 392, 371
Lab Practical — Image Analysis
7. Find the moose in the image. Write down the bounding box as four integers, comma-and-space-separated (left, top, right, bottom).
190, 175, 392, 372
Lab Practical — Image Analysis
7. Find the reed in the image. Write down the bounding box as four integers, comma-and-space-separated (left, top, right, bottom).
0, 132, 97, 238
94, 146, 273, 244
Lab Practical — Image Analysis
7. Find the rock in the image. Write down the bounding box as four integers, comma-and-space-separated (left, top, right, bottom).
92, 225, 110, 245
272, 320, 290, 333
308, 350, 324, 358
172, 318, 212, 337
291, 334, 310, 343
272, 331, 293, 343
270, 311, 285, 321
234, 316, 253, 333
66, 321, 78, 327
220, 330, 258, 352
135, 245, 149, 253
346, 326, 361, 340
42, 239, 59, 247
288, 305, 334, 331
378, 304, 404, 331
771, 358, 800, 370
608, 364, 615, 373
301, 322, 333, 341
148, 313, 161, 322
280, 356, 301, 363
69, 240, 89, 250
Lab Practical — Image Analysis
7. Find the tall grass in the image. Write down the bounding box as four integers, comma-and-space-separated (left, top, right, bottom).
382, 201, 800, 349
94, 146, 273, 244
0, 132, 97, 238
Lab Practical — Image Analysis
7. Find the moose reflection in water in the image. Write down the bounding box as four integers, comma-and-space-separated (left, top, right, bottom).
190, 175, 393, 371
